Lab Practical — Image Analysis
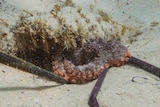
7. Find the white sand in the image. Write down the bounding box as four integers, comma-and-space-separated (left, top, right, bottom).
0, 0, 160, 107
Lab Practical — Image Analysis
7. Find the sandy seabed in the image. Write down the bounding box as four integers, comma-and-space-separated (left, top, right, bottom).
0, 0, 160, 107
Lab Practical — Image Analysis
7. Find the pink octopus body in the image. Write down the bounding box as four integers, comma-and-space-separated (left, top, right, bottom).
52, 39, 131, 84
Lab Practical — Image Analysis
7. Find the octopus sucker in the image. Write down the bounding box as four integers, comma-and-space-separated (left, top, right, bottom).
52, 39, 131, 84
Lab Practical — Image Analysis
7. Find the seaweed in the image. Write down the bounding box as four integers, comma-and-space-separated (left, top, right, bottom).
12, 17, 89, 70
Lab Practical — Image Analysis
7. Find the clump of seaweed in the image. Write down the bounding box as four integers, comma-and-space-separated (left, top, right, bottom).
12, 16, 90, 70
0, 18, 9, 27
0, 29, 7, 41
0, 18, 10, 52
0, 18, 8, 40
97, 9, 128, 37
12, 18, 55, 70
64, 0, 75, 7
13, 18, 51, 54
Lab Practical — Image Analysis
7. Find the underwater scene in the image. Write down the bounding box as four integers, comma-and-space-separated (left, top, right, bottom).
0, 0, 160, 107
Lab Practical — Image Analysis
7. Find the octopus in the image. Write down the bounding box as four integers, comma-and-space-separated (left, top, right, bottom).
52, 39, 131, 84
51, 38, 160, 107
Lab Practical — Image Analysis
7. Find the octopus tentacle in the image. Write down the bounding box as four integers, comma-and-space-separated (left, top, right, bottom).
88, 69, 108, 107
128, 56, 160, 77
